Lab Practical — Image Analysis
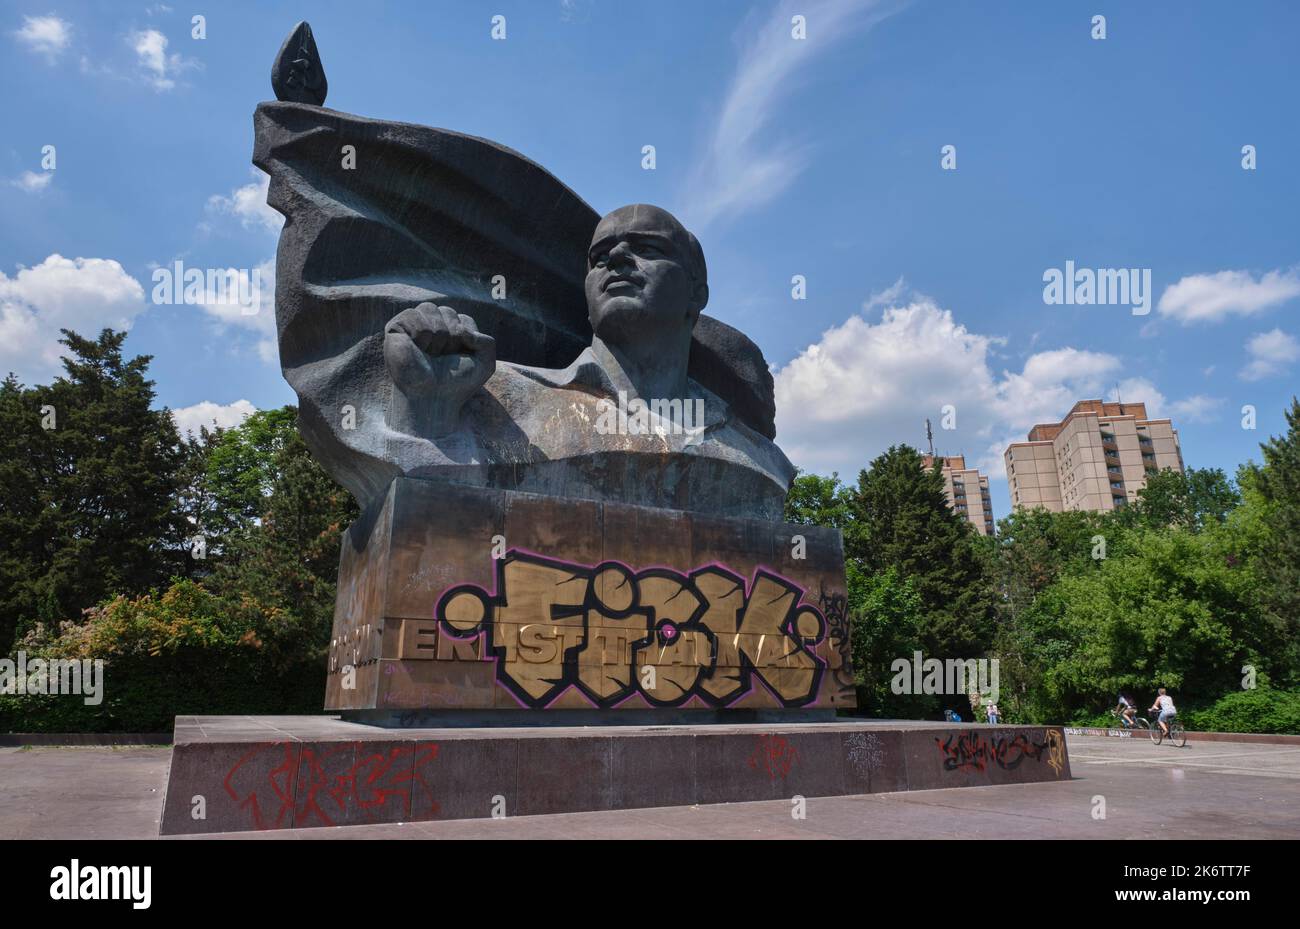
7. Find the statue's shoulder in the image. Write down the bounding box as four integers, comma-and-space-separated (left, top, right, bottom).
494, 350, 598, 393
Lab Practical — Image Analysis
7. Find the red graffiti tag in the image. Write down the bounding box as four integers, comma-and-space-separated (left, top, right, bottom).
747, 733, 800, 780
223, 741, 441, 829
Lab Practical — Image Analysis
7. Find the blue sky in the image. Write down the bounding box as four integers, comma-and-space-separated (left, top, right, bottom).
2, 0, 1297, 518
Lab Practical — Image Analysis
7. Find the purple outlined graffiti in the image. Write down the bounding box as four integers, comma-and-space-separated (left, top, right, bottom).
435, 549, 829, 710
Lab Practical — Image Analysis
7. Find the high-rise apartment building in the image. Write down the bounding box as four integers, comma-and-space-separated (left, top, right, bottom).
1004, 400, 1184, 513
923, 454, 995, 536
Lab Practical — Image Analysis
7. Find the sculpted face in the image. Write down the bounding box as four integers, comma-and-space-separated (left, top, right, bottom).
585, 205, 707, 346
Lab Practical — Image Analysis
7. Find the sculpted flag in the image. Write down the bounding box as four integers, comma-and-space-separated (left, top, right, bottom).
253, 45, 777, 509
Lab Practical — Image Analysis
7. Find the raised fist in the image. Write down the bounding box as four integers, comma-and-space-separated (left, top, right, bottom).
385, 303, 495, 394
383, 303, 496, 437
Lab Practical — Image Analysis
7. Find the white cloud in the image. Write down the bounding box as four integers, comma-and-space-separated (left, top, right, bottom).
0, 255, 146, 382
1108, 377, 1166, 415
772, 287, 1200, 480
11, 170, 53, 193
1166, 394, 1225, 424
1158, 268, 1300, 324
129, 28, 197, 91
171, 399, 256, 437
197, 172, 280, 362
683, 0, 902, 228
999, 348, 1122, 427
206, 171, 282, 234
775, 289, 1004, 476
1108, 379, 1221, 424
189, 257, 278, 363
13, 15, 71, 60
1240, 328, 1300, 382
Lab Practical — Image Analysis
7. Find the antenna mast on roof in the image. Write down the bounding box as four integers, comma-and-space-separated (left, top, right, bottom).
925, 418, 934, 458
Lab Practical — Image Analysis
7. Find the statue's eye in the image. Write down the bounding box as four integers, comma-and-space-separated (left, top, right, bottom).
591, 252, 608, 267
637, 243, 664, 257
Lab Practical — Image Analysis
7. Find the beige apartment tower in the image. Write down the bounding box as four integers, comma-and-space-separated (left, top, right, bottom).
1005, 400, 1184, 513
923, 455, 995, 536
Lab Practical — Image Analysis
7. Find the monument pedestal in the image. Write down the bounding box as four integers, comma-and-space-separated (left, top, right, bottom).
159, 716, 1072, 835
326, 479, 857, 717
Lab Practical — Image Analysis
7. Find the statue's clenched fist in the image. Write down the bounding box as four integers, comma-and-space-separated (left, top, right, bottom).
385, 303, 496, 394
384, 303, 496, 436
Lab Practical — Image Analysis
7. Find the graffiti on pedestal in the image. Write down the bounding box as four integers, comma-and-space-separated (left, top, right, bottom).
222, 740, 440, 829
934, 730, 1053, 774
845, 731, 886, 778
1046, 729, 1066, 776
748, 733, 801, 779
818, 582, 855, 699
434, 550, 833, 709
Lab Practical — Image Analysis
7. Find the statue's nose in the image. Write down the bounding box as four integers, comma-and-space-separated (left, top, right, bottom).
607, 241, 634, 266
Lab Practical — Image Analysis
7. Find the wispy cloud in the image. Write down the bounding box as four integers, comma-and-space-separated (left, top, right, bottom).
191, 257, 279, 363
1240, 328, 1299, 381
1158, 267, 1300, 324
12, 15, 72, 61
11, 171, 54, 194
1166, 394, 1225, 424
683, 0, 903, 229
559, 0, 593, 23
205, 171, 282, 234
129, 28, 198, 91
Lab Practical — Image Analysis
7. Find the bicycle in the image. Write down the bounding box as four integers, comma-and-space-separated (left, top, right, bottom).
1148, 713, 1187, 748
1109, 707, 1150, 733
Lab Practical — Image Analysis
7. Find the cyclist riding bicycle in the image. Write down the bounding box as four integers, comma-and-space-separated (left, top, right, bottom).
1149, 688, 1177, 737
1115, 693, 1137, 728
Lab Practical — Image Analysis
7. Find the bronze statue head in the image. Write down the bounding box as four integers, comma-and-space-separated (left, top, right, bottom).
584, 204, 709, 346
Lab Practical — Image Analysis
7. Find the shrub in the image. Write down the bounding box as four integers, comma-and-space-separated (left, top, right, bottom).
1183, 688, 1300, 735
0, 579, 328, 733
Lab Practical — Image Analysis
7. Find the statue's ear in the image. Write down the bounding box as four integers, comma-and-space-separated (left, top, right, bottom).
692, 282, 710, 315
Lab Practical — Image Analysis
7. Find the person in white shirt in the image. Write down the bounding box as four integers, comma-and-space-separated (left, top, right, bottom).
1149, 688, 1177, 737
1115, 693, 1137, 728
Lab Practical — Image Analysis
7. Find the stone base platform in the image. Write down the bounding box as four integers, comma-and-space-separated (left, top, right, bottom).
159, 715, 1072, 835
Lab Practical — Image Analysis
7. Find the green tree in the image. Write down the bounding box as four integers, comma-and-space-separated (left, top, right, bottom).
991, 506, 1108, 620
1120, 466, 1240, 532
0, 330, 187, 651
210, 416, 359, 663
783, 470, 852, 530
1250, 397, 1300, 677
172, 424, 226, 576
0, 403, 361, 732
848, 566, 935, 718
203, 406, 300, 537
1030, 526, 1274, 723
988, 506, 1110, 721
848, 445, 997, 662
